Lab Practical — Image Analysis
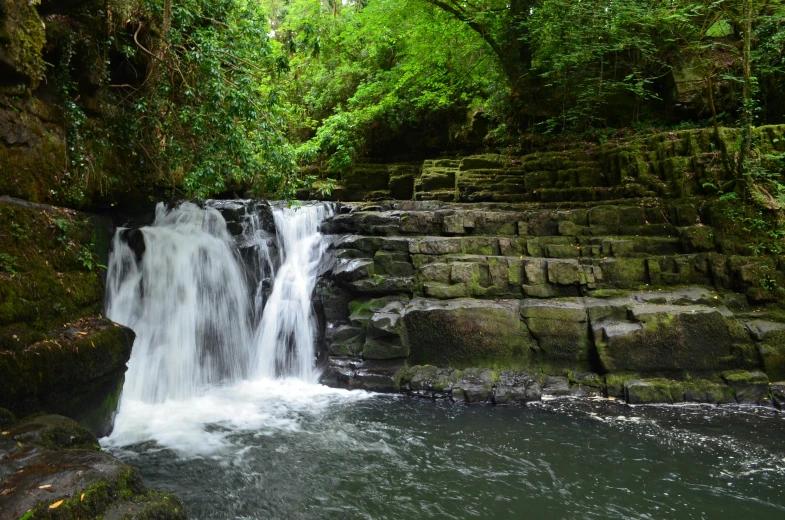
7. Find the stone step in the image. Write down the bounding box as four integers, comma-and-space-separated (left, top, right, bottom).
324, 359, 773, 406
322, 200, 709, 238
328, 246, 784, 304
317, 288, 779, 405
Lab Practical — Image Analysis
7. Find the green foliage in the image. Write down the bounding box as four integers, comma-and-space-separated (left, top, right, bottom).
267, 0, 505, 172
0, 254, 17, 274
56, 39, 94, 204
78, 244, 104, 271
527, 0, 667, 131
119, 0, 301, 198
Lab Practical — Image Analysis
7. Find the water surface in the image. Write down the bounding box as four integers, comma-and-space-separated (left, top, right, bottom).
103, 382, 785, 520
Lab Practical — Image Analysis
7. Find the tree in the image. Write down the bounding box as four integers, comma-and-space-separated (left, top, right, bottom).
420, 0, 536, 106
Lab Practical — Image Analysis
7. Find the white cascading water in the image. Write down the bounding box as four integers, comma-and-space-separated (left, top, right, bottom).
105, 202, 254, 402
253, 204, 332, 381
101, 201, 367, 454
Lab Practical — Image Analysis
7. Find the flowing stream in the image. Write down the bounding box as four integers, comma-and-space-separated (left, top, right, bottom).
100, 201, 785, 519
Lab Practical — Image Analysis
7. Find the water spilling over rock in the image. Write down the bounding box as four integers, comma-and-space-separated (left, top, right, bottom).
105, 201, 333, 405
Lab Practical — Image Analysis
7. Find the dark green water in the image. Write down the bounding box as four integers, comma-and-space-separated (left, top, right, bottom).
103, 382, 785, 520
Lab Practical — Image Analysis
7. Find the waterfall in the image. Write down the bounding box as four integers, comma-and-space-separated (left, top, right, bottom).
105, 201, 333, 404
252, 203, 333, 381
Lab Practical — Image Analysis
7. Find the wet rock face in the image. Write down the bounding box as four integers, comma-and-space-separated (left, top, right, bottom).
402, 299, 531, 367
0, 413, 186, 520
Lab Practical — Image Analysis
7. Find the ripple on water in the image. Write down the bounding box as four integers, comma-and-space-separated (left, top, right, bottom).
102, 382, 785, 520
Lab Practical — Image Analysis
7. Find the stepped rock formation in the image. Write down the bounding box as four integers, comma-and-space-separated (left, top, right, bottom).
314, 125, 785, 407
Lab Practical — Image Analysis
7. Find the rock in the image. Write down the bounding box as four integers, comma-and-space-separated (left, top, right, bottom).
363, 336, 407, 359
347, 276, 413, 294
367, 302, 405, 337
681, 225, 715, 252
722, 371, 769, 404
315, 280, 352, 322
521, 300, 592, 368
6, 415, 96, 451
493, 371, 541, 404
374, 251, 414, 277
418, 262, 452, 283
589, 206, 620, 235
542, 376, 571, 396
682, 381, 736, 404
423, 282, 469, 299
0, 415, 185, 520
327, 324, 365, 356
591, 301, 759, 374
454, 369, 494, 403
405, 365, 456, 394
402, 299, 532, 366
332, 258, 374, 283
451, 262, 478, 284
771, 382, 785, 410
746, 320, 785, 381
353, 370, 401, 392
0, 317, 134, 436
0, 408, 16, 430
626, 379, 675, 404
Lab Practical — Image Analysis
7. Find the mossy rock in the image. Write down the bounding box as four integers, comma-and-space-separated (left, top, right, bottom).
596, 306, 760, 374
722, 370, 770, 404
8, 414, 97, 451
0, 450, 186, 520
0, 317, 134, 426
0, 198, 109, 331
625, 379, 676, 404
402, 298, 534, 368
0, 407, 17, 430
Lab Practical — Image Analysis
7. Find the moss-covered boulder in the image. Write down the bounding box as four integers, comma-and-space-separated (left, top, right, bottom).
402, 298, 533, 367
0, 415, 185, 520
625, 379, 676, 404
0, 197, 130, 434
591, 302, 759, 374
6, 414, 96, 451
722, 370, 770, 404
0, 317, 133, 435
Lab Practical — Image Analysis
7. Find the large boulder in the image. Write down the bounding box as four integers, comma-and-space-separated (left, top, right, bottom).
589, 299, 759, 374
402, 298, 533, 366
0, 317, 133, 436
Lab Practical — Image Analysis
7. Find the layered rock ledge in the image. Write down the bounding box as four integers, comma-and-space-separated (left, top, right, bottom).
313, 193, 785, 407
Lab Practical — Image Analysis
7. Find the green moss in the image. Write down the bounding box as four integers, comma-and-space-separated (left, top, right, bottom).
722, 370, 769, 384
0, 202, 106, 331
586, 289, 631, 299
626, 378, 677, 404
25, 465, 186, 520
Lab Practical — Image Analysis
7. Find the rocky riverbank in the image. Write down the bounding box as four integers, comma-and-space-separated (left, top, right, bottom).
0, 410, 185, 519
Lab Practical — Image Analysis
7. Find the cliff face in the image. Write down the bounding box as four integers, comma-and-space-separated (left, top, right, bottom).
315, 125, 785, 407
0, 0, 150, 209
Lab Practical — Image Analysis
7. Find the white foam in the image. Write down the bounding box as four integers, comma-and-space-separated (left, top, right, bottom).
102, 378, 374, 456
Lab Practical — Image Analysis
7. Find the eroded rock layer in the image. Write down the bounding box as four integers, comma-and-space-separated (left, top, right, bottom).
314, 145, 785, 406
